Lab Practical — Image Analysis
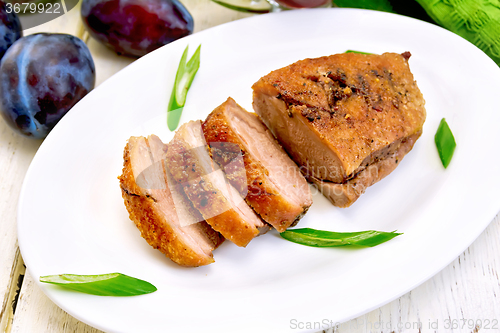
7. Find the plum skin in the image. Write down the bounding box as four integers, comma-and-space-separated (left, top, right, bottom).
0, 1, 22, 60
81, 0, 194, 57
0, 33, 95, 138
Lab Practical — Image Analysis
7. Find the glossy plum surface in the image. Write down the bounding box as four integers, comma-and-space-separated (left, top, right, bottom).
0, 33, 95, 138
81, 0, 193, 57
0, 1, 22, 59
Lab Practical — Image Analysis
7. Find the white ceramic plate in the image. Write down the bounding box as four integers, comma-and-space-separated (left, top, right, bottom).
18, 8, 500, 333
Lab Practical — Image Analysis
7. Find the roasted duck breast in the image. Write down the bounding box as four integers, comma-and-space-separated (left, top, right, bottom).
166, 121, 268, 247
203, 97, 312, 232
252, 52, 426, 207
119, 135, 224, 267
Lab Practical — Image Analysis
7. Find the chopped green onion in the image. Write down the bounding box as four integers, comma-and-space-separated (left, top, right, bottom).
39, 273, 157, 296
280, 228, 402, 247
345, 50, 373, 54
434, 118, 456, 168
167, 44, 201, 131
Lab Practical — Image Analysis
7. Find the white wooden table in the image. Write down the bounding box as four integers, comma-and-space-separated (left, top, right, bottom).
0, 1, 498, 332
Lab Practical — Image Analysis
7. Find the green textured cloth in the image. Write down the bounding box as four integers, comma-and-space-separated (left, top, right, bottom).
333, 0, 394, 12
416, 0, 500, 65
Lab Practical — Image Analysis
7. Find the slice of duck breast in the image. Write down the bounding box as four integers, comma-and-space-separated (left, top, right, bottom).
119, 135, 224, 267
252, 52, 426, 206
202, 97, 312, 232
165, 121, 268, 247
309, 133, 419, 207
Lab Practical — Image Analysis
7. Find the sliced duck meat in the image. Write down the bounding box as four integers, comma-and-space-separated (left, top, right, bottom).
202, 97, 312, 232
165, 121, 268, 247
119, 135, 224, 267
252, 52, 426, 206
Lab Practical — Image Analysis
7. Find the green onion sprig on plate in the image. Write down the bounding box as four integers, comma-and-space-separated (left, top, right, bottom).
167, 44, 201, 131
40, 273, 157, 296
280, 228, 402, 247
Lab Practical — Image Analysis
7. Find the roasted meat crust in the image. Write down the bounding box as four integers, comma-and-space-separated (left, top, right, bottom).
252, 52, 426, 184
202, 97, 312, 232
119, 136, 224, 267
166, 121, 267, 247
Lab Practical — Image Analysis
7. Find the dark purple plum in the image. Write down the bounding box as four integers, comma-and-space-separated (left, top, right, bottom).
0, 1, 22, 60
81, 0, 193, 57
0, 33, 95, 138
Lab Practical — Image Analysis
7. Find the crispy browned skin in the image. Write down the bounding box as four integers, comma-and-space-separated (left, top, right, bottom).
119, 135, 224, 267
252, 52, 426, 183
166, 121, 268, 247
202, 97, 312, 232
253, 52, 426, 206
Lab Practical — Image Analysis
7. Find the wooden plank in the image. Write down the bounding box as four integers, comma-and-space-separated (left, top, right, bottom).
10, 271, 103, 333
0, 4, 83, 331
0, 122, 41, 331
0, 250, 25, 332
